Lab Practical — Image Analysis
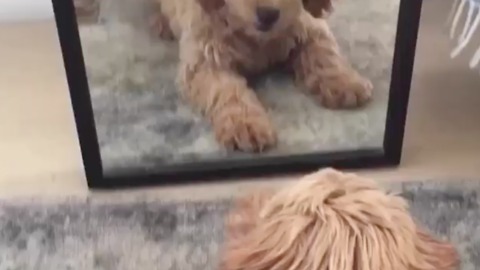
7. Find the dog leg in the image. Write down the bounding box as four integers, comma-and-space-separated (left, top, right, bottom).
149, 7, 175, 40
291, 19, 373, 109
180, 67, 277, 152
149, 13, 175, 40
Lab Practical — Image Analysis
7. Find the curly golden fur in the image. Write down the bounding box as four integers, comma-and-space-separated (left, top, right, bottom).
221, 169, 459, 270
152, 0, 373, 152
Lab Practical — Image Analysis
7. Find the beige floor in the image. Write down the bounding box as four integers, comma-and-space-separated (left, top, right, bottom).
1, 0, 480, 200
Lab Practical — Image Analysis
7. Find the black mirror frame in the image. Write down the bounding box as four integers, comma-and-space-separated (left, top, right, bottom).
51, 0, 423, 189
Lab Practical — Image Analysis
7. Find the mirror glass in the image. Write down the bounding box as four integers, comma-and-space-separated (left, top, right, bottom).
73, 0, 400, 175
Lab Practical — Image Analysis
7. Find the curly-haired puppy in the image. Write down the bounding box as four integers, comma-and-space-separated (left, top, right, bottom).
221, 169, 460, 270
152, 0, 373, 152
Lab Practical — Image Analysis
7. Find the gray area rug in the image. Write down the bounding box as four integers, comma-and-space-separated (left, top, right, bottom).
1, 180, 479, 269
77, 0, 399, 174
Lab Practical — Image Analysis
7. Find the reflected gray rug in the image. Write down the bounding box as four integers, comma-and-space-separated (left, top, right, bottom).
0, 180, 479, 269
76, 0, 398, 174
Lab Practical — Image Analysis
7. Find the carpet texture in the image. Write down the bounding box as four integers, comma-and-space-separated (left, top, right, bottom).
1, 181, 479, 269
78, 0, 398, 174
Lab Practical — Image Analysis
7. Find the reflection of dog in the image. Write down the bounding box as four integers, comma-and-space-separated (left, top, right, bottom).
222, 169, 459, 270
73, 0, 99, 23
153, 0, 373, 152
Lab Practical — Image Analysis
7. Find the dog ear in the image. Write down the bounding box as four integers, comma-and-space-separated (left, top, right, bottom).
221, 214, 314, 270
223, 190, 276, 245
302, 0, 333, 18
221, 189, 325, 270
415, 228, 460, 270
197, 0, 225, 12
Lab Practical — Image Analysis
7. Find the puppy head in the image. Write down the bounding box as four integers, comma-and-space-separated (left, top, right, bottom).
221, 169, 460, 270
197, 0, 332, 37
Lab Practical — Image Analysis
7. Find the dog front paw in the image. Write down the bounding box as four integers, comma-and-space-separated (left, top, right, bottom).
315, 74, 373, 109
212, 108, 277, 152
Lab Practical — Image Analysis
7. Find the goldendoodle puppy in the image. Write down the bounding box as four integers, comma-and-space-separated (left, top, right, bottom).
152, 0, 373, 152
221, 169, 459, 270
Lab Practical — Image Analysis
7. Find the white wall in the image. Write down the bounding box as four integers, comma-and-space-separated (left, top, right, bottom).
0, 0, 54, 22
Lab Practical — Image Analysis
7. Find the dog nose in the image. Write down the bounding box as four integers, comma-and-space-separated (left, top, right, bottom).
255, 6, 280, 30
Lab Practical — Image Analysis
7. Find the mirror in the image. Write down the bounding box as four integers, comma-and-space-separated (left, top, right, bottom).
53, 0, 418, 185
